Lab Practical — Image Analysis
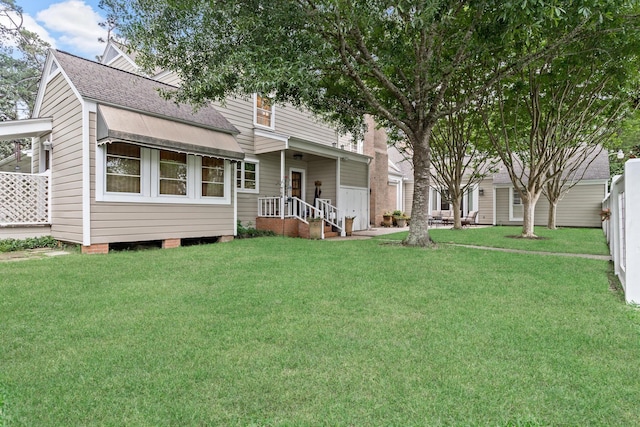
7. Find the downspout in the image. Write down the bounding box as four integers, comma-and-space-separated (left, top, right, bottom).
492, 187, 497, 226
280, 150, 285, 219
233, 161, 238, 236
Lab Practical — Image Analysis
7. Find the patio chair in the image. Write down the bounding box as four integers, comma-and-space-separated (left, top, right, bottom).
461, 210, 478, 227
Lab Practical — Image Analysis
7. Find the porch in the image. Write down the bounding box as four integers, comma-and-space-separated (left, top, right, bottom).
0, 171, 51, 238
256, 196, 345, 239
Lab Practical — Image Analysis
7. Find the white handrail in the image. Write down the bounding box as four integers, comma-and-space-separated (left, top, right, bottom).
316, 198, 342, 231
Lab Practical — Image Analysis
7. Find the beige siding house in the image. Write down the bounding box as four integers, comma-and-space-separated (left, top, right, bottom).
100, 41, 370, 239
383, 145, 609, 228
492, 151, 609, 228
1, 41, 371, 252
27, 48, 245, 253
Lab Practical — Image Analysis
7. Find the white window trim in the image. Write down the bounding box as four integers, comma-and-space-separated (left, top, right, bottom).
237, 157, 260, 194
96, 143, 231, 205
253, 93, 275, 130
509, 187, 524, 221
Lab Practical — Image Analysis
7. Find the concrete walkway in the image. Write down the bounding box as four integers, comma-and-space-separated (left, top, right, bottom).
447, 243, 612, 261
0, 247, 70, 262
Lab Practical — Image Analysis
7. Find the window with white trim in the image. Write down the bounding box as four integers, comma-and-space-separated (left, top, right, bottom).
202, 157, 225, 197
106, 142, 141, 193
254, 94, 274, 128
236, 160, 258, 192
509, 187, 524, 221
97, 142, 231, 205
159, 150, 187, 195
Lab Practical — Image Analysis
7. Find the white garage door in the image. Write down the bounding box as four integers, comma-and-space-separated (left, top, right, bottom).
339, 186, 369, 231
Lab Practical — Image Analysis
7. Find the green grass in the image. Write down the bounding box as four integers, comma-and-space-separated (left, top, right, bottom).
380, 226, 610, 255
1, 235, 638, 426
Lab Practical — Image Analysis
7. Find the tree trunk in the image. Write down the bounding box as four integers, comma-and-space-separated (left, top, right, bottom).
452, 197, 462, 229
547, 201, 558, 230
404, 134, 434, 247
521, 191, 541, 238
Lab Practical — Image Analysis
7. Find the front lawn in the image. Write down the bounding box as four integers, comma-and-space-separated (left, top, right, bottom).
380, 226, 610, 255
1, 235, 637, 426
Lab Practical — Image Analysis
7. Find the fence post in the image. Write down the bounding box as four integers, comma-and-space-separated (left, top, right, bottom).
624, 159, 640, 304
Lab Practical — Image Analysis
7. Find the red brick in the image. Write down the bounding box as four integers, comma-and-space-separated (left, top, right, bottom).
162, 238, 181, 249
81, 243, 109, 254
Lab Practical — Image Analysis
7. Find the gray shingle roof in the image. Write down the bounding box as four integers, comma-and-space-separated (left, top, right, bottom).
492, 147, 610, 184
52, 49, 238, 134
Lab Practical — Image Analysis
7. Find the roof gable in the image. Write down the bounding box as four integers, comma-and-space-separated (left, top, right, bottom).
51, 49, 238, 135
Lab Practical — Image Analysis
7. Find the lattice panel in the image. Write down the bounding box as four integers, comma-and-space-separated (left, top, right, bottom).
0, 172, 49, 225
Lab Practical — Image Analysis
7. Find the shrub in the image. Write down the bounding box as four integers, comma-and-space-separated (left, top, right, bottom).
236, 221, 276, 239
0, 236, 58, 253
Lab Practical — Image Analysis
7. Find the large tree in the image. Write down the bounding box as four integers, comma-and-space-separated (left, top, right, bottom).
482, 20, 640, 237
103, 0, 634, 246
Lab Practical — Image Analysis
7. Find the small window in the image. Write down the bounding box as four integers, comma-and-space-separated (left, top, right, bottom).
237, 161, 257, 191
202, 157, 225, 197
440, 190, 450, 210
106, 143, 141, 193
159, 150, 187, 195
255, 94, 274, 128
513, 190, 522, 205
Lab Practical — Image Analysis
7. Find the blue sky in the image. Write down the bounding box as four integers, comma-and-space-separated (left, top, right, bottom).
10, 0, 107, 59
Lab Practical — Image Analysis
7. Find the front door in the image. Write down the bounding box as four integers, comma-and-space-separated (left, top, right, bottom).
291, 171, 302, 199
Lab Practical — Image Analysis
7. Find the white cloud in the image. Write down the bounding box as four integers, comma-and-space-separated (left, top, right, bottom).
0, 10, 56, 49
35, 0, 105, 58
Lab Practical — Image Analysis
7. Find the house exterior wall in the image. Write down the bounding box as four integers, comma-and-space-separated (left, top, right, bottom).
39, 73, 84, 244
153, 71, 181, 86
477, 177, 494, 224
308, 158, 337, 204
403, 181, 414, 216
340, 160, 368, 188
494, 182, 606, 227
88, 113, 236, 244
108, 56, 138, 74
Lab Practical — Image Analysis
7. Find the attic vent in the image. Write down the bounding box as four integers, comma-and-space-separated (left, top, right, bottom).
49, 62, 58, 76
103, 46, 119, 64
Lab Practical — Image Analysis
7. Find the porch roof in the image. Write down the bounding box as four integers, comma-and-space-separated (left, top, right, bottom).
97, 105, 244, 161
0, 117, 52, 141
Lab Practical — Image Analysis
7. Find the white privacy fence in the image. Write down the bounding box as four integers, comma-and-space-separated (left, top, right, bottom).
0, 171, 50, 226
603, 159, 639, 304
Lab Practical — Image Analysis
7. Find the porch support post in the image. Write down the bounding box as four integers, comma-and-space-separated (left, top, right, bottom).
280, 150, 285, 220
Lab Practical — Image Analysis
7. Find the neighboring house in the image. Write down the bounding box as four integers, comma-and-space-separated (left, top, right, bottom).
378, 145, 609, 228
492, 149, 610, 228
1, 42, 370, 252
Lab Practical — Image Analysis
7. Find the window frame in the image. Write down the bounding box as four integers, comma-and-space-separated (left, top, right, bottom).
236, 158, 259, 193
96, 142, 231, 205
509, 187, 524, 221
253, 93, 275, 129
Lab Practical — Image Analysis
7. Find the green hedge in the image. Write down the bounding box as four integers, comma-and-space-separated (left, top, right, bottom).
0, 236, 58, 253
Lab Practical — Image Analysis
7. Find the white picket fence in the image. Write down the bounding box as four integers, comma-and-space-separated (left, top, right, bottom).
0, 170, 50, 226
602, 159, 640, 304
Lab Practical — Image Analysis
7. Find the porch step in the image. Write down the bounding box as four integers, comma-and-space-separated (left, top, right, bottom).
324, 230, 339, 238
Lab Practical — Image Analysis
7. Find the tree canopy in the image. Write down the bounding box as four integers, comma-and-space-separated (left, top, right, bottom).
1, 0, 49, 158
103, 0, 640, 245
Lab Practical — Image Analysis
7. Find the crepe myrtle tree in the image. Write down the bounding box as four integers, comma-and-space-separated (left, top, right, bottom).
429, 84, 497, 230
102, 0, 633, 246
482, 22, 640, 237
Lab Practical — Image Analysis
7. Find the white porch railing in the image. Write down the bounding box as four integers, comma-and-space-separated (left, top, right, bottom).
316, 198, 342, 231
603, 159, 639, 304
0, 170, 50, 226
258, 196, 347, 235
